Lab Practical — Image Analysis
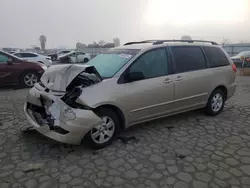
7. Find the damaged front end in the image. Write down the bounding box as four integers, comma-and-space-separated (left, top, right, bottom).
24, 64, 103, 145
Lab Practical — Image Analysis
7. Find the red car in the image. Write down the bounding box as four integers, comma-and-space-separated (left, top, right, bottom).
0, 50, 46, 88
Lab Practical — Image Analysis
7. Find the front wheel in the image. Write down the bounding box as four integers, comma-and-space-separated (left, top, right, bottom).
84, 108, 120, 149
205, 89, 225, 116
20, 72, 38, 88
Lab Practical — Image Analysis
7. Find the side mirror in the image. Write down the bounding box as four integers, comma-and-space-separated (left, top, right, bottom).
124, 71, 145, 82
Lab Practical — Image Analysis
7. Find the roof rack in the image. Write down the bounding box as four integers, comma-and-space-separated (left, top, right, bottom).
123, 40, 158, 46
153, 40, 218, 45
124, 40, 218, 46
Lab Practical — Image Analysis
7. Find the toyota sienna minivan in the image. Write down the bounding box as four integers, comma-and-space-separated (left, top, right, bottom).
24, 40, 237, 148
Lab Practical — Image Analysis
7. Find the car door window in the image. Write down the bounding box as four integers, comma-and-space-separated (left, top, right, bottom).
14, 53, 22, 57
171, 46, 207, 73
22, 53, 38, 58
130, 48, 168, 79
0, 54, 9, 63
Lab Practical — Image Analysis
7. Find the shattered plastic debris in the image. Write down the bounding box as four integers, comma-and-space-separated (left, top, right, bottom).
117, 136, 139, 144
166, 125, 174, 130
176, 154, 186, 160
22, 163, 44, 173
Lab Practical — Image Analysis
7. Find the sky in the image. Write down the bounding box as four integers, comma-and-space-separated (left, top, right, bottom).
0, 0, 249, 48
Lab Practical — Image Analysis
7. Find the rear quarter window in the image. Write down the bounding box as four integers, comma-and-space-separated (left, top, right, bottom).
203, 46, 230, 67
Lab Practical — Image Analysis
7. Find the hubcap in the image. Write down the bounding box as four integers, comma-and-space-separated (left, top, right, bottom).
24, 73, 37, 87
91, 116, 115, 144
211, 93, 223, 112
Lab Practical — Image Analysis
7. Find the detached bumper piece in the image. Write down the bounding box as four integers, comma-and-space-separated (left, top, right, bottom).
27, 102, 69, 135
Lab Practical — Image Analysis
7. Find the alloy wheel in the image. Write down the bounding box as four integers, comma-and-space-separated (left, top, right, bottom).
24, 73, 37, 87
211, 93, 223, 112
91, 116, 115, 144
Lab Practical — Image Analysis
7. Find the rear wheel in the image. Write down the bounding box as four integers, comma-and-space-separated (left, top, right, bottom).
84, 108, 120, 149
20, 72, 38, 88
205, 89, 225, 116
51, 55, 57, 61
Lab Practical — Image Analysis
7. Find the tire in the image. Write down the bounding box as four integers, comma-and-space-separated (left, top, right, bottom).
205, 89, 225, 116
51, 55, 57, 61
19, 71, 39, 88
84, 108, 120, 149
83, 58, 89, 63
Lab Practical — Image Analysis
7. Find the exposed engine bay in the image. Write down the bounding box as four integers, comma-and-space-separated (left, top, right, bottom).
61, 71, 101, 109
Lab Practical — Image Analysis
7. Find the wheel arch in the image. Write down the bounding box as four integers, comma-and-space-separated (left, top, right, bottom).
94, 104, 126, 131
212, 85, 228, 100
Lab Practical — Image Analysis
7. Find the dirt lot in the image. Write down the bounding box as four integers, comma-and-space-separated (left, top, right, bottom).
0, 76, 250, 188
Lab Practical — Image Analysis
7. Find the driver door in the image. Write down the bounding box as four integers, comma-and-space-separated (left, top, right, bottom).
118, 47, 174, 125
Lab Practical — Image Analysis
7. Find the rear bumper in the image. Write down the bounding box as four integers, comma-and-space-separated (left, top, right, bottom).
24, 86, 102, 145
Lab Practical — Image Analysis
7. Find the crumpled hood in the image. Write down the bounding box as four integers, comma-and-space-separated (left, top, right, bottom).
40, 64, 101, 92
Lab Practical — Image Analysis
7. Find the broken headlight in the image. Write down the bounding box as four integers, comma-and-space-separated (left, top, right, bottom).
64, 107, 76, 120
61, 87, 92, 110
61, 72, 98, 110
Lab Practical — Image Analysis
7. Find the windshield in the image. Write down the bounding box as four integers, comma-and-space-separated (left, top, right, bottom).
236, 51, 250, 57
86, 49, 140, 78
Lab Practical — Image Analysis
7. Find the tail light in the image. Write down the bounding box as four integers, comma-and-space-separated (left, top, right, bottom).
231, 63, 237, 73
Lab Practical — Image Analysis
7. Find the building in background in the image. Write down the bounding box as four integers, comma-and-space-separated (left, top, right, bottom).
222, 43, 250, 57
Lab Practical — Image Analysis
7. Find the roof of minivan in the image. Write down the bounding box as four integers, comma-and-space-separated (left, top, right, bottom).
116, 42, 220, 51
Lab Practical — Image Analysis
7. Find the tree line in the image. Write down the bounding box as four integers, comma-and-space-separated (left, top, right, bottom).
76, 38, 120, 49
38, 35, 120, 51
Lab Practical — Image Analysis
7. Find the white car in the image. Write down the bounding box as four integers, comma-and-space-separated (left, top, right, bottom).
58, 51, 91, 63
13, 52, 52, 67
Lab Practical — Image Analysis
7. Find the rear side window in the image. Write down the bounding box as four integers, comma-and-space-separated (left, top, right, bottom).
171, 46, 207, 73
203, 46, 230, 67
14, 53, 22, 57
22, 53, 38, 58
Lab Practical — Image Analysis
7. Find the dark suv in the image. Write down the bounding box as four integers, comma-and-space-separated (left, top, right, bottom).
0, 51, 45, 88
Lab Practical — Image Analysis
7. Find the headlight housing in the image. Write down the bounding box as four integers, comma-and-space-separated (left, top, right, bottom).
41, 65, 47, 70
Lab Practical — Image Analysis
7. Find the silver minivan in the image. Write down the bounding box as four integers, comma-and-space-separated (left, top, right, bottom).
24, 40, 237, 148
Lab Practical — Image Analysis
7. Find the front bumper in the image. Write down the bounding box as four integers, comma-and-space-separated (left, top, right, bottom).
24, 86, 102, 145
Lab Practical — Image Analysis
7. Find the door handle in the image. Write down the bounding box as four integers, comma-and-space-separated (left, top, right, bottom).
175, 76, 183, 81
163, 78, 173, 83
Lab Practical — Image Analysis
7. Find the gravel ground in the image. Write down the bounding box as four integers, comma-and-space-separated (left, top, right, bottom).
0, 76, 250, 188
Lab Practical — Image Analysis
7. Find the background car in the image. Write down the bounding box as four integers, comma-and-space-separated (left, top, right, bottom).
48, 50, 72, 61
231, 51, 250, 68
8, 51, 18, 54
0, 51, 46, 88
13, 52, 52, 67
58, 51, 91, 64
